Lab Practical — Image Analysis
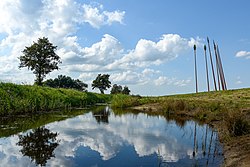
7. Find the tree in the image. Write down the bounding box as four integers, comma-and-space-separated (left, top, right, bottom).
44, 75, 88, 91
122, 86, 130, 95
19, 37, 61, 86
110, 84, 123, 94
110, 84, 131, 95
92, 74, 111, 94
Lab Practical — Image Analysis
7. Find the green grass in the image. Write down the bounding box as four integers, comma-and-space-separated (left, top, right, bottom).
0, 82, 111, 115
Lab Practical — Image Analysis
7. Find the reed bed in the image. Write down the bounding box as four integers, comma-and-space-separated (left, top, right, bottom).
0, 82, 110, 115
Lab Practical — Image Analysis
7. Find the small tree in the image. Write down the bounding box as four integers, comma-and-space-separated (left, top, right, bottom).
110, 84, 123, 94
92, 74, 111, 94
19, 37, 61, 85
110, 84, 131, 95
122, 86, 131, 95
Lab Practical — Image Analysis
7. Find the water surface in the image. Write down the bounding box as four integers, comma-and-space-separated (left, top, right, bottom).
0, 106, 223, 166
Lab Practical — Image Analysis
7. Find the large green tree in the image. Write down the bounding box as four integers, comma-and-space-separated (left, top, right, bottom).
19, 37, 61, 85
44, 75, 88, 91
92, 74, 111, 94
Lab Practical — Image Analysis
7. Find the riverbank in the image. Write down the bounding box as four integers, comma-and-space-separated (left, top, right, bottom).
0, 82, 110, 115
112, 88, 250, 167
1, 83, 249, 166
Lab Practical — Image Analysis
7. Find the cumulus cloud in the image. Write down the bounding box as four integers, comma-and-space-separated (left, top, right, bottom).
107, 34, 200, 70
154, 76, 191, 87
110, 70, 149, 85
0, 0, 125, 83
0, 0, 197, 92
235, 51, 250, 59
82, 4, 125, 28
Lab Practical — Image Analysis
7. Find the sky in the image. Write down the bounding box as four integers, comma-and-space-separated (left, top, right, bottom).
0, 0, 249, 96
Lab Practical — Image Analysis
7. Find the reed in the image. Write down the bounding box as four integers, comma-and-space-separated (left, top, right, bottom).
0, 82, 110, 115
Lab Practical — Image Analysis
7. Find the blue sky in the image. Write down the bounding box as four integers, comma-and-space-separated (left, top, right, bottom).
0, 0, 249, 95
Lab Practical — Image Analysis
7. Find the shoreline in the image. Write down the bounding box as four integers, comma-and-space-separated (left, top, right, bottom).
130, 103, 250, 167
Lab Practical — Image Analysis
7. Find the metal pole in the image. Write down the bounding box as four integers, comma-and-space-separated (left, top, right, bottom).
194, 45, 198, 93
207, 37, 217, 91
216, 45, 227, 90
213, 41, 221, 91
204, 45, 210, 92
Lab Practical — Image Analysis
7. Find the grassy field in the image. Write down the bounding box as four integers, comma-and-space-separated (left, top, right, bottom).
0, 82, 111, 115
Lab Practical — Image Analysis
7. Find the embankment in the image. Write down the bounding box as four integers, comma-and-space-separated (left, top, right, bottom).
0, 82, 110, 115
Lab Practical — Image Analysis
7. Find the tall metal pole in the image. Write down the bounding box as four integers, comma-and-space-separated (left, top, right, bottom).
204, 45, 210, 92
213, 41, 221, 91
217, 45, 227, 90
194, 45, 198, 93
207, 37, 217, 91
215, 43, 225, 90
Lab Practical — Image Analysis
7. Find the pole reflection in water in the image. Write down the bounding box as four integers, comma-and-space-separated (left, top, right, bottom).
17, 126, 59, 166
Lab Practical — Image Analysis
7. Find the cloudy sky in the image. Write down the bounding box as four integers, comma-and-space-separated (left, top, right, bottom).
0, 0, 249, 95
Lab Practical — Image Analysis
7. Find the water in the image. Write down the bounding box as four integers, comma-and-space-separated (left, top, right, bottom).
0, 106, 223, 167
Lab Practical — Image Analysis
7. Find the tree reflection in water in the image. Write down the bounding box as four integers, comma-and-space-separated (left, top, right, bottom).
17, 126, 59, 166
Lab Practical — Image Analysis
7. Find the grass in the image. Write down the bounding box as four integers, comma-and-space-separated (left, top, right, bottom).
0, 82, 111, 115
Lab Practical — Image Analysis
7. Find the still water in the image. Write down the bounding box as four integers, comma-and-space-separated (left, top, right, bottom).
0, 106, 223, 167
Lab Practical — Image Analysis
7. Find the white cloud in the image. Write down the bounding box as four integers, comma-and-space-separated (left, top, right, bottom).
154, 76, 191, 87
110, 70, 149, 85
82, 4, 125, 28
0, 0, 198, 93
154, 76, 174, 86
235, 50, 250, 59
174, 79, 191, 87
108, 34, 200, 70
0, 0, 125, 83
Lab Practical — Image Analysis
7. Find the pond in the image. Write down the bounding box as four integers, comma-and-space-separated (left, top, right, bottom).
0, 106, 224, 167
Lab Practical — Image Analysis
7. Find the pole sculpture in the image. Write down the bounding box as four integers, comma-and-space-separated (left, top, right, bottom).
194, 45, 198, 93
216, 45, 227, 90
204, 45, 210, 92
213, 41, 221, 91
207, 37, 217, 91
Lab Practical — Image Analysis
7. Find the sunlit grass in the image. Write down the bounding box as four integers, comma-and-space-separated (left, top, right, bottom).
0, 82, 110, 115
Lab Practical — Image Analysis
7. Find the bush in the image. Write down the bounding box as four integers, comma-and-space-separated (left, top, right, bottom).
225, 111, 250, 136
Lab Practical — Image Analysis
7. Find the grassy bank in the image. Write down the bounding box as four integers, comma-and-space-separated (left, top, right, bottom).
0, 82, 111, 115
112, 88, 250, 136
112, 88, 250, 167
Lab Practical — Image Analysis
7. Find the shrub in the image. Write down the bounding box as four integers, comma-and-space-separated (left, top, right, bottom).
225, 111, 250, 136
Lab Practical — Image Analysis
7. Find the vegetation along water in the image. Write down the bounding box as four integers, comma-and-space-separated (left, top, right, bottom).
0, 82, 250, 166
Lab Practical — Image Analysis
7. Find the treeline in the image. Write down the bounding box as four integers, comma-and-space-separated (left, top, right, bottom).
44, 75, 88, 92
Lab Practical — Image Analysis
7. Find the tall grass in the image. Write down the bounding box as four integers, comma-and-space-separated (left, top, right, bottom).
111, 94, 141, 108
0, 82, 110, 115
